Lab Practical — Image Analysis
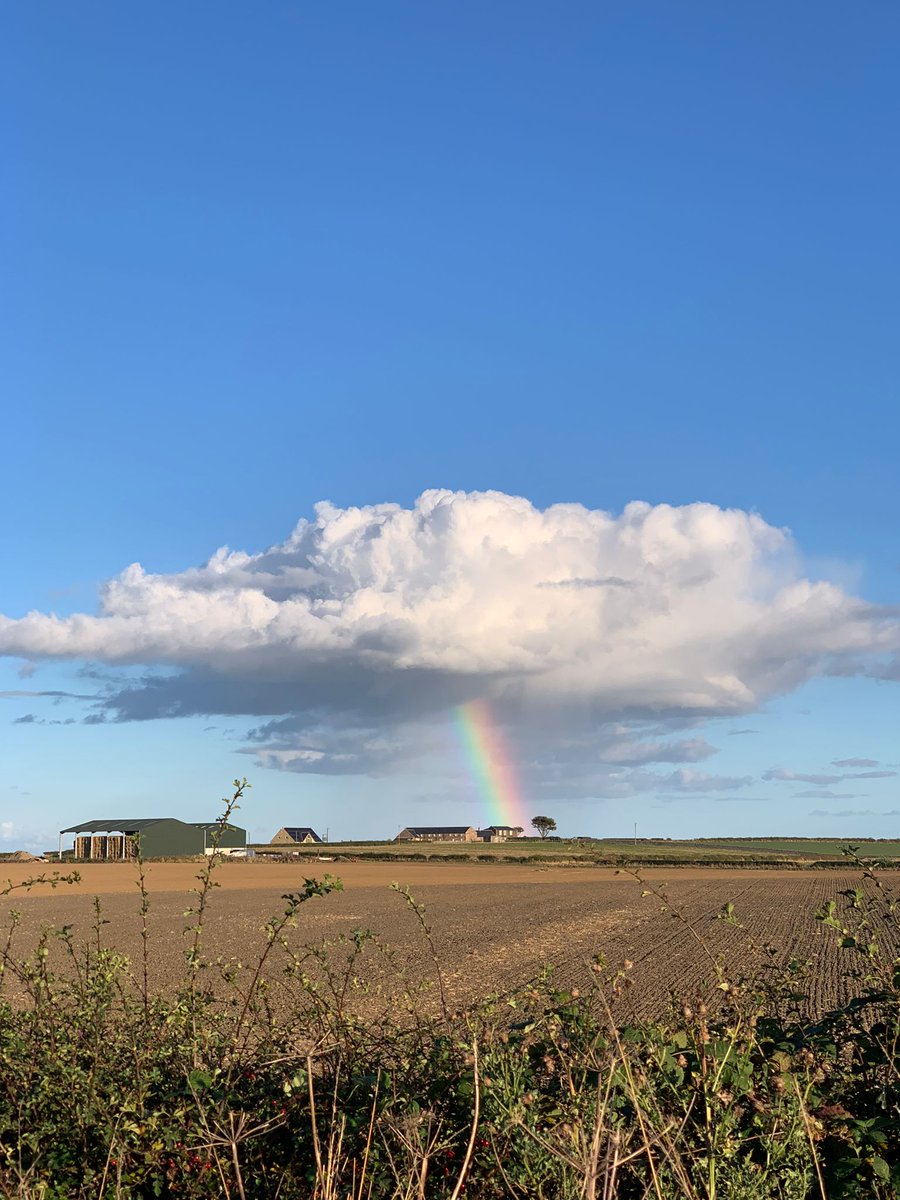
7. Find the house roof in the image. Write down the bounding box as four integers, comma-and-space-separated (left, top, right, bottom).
281, 827, 322, 840
402, 826, 474, 834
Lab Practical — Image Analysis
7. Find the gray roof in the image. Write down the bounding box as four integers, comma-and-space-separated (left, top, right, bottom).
60, 818, 242, 834
282, 827, 322, 840
61, 818, 173, 834
403, 826, 474, 834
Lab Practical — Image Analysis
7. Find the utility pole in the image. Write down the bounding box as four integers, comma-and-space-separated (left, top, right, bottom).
634, 822, 637, 846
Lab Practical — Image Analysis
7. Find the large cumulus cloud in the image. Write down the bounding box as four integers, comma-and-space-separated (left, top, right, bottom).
2, 490, 897, 789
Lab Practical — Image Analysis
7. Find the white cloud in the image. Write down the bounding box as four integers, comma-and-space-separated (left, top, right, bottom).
2, 491, 893, 700
2, 490, 898, 783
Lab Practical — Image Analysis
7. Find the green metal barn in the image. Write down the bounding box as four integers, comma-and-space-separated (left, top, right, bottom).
58, 818, 246, 859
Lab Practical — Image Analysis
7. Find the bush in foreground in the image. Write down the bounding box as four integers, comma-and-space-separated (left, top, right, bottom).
0, 783, 898, 1198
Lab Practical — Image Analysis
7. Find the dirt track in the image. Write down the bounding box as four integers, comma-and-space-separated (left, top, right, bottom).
2, 861, 895, 1018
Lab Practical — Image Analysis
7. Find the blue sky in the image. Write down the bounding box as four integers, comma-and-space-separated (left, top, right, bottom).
3, 3, 900, 849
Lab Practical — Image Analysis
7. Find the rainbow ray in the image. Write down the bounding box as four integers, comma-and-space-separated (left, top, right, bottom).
453, 699, 528, 830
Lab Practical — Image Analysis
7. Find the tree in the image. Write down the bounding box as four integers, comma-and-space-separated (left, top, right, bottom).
531, 815, 557, 839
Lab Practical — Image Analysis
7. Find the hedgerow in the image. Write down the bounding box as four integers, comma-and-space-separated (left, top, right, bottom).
0, 781, 897, 1198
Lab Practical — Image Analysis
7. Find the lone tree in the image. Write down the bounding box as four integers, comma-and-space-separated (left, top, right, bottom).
531, 815, 557, 839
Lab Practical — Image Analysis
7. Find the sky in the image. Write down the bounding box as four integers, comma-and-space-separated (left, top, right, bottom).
3, 2, 900, 850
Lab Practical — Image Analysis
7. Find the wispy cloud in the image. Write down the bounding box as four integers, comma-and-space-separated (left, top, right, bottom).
794, 790, 861, 800
655, 769, 753, 794
765, 767, 897, 785
13, 713, 77, 727
0, 689, 94, 700
0, 821, 49, 851
809, 809, 900, 819
538, 576, 634, 590
713, 796, 770, 804
764, 769, 843, 785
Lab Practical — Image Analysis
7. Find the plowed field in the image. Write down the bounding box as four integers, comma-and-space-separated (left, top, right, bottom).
2, 861, 896, 1018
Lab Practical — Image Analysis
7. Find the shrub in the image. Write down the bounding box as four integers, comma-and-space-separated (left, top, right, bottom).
0, 787, 897, 1198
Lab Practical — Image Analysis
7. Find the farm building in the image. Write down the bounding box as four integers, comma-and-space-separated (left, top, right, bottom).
477, 825, 523, 843
271, 826, 323, 845
58, 818, 247, 860
395, 826, 478, 843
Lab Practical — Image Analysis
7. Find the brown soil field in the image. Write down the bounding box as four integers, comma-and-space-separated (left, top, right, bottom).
1, 859, 806, 893
3, 861, 897, 1019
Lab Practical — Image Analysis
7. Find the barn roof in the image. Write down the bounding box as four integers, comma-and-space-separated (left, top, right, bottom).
60, 818, 244, 834
60, 818, 173, 834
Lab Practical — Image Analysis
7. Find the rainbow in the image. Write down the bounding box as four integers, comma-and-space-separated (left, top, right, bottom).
453, 699, 528, 830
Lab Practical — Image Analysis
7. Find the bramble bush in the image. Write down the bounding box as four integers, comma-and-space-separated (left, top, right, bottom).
0, 780, 897, 1198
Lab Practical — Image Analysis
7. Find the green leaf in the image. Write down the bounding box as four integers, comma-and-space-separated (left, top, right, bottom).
871, 1155, 889, 1182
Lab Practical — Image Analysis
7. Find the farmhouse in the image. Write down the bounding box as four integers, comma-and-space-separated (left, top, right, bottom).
58, 818, 247, 860
395, 826, 478, 843
477, 825, 523, 843
271, 826, 323, 845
